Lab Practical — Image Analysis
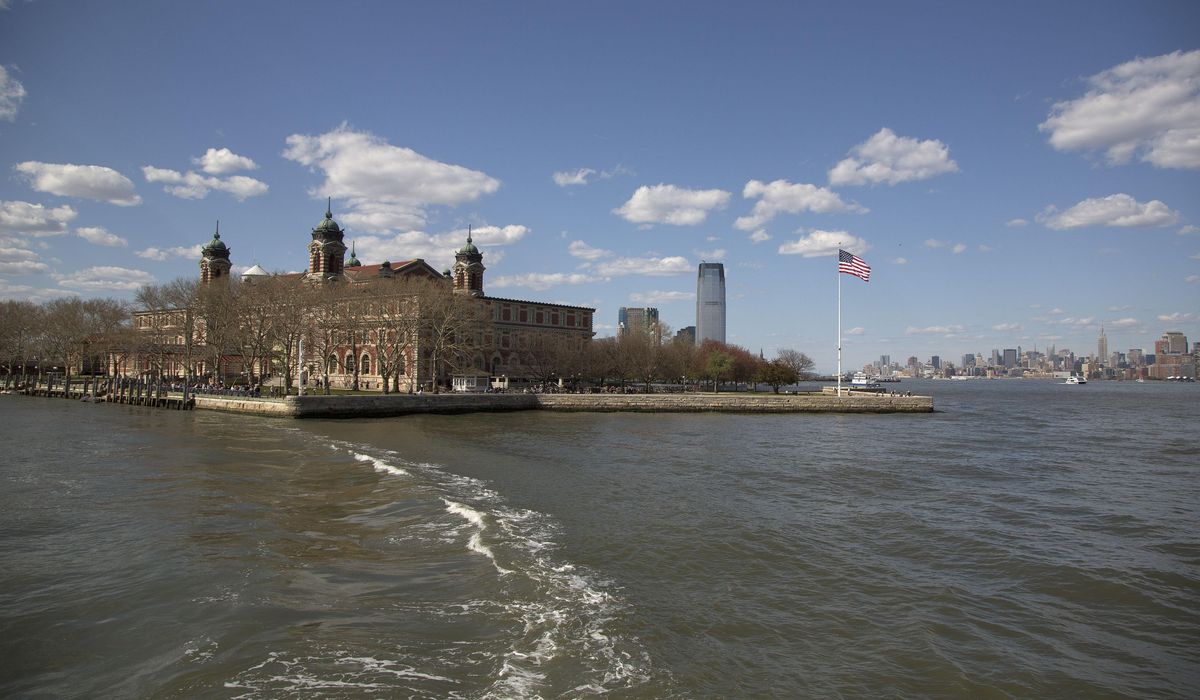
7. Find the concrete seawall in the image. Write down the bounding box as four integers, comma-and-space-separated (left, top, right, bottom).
189, 392, 933, 418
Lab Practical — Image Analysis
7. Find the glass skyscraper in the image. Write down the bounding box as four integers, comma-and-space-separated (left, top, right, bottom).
696, 262, 726, 345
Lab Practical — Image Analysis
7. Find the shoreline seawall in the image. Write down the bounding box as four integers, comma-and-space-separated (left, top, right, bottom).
192, 392, 934, 418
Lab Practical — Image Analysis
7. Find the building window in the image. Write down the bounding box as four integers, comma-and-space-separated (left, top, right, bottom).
536, 311, 544, 324
551, 313, 559, 325
361, 354, 371, 374
567, 314, 575, 327
519, 309, 528, 322
328, 355, 337, 373
345, 354, 356, 372
502, 307, 511, 321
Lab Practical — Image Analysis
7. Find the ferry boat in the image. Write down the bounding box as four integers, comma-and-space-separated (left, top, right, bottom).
849, 372, 886, 392
1064, 375, 1087, 385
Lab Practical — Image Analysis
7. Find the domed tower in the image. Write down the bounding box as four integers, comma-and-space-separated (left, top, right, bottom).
452, 226, 485, 296
308, 198, 347, 279
346, 241, 361, 268
200, 222, 232, 284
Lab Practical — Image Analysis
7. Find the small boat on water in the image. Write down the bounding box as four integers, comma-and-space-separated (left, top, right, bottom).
849, 372, 886, 392
1064, 375, 1087, 385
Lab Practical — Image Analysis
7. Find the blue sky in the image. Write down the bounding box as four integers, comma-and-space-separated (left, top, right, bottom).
1, 1, 1197, 371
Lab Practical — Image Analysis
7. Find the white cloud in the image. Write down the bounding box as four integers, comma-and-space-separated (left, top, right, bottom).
905, 325, 965, 335
593, 255, 692, 277
0, 280, 79, 302
828, 128, 958, 186
1159, 311, 1197, 321
893, 257, 908, 264
629, 290, 695, 304
1108, 317, 1140, 328
283, 124, 499, 233
952, 243, 967, 254
778, 229, 869, 257
0, 200, 77, 236
136, 245, 202, 261
613, 184, 730, 226
0, 65, 26, 121
1107, 305, 1133, 312
142, 166, 268, 201
194, 147, 258, 175
749, 229, 770, 243
1057, 316, 1096, 327
1180, 224, 1200, 235
0, 245, 48, 274
924, 239, 949, 249
1186, 276, 1199, 285
978, 244, 994, 252
845, 326, 865, 335
489, 272, 601, 291
1006, 218, 1029, 227
993, 322, 1022, 332
1040, 50, 1200, 169
15, 162, 141, 206
567, 240, 612, 261
1038, 193, 1180, 229
552, 165, 633, 187
735, 179, 866, 230
350, 224, 527, 271
694, 248, 726, 260
553, 168, 596, 186
54, 266, 155, 291
75, 226, 127, 247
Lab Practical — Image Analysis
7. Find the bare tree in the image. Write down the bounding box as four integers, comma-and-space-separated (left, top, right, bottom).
0, 300, 42, 385
230, 279, 277, 386
776, 348, 815, 379
417, 282, 490, 392
263, 277, 312, 394
362, 280, 421, 393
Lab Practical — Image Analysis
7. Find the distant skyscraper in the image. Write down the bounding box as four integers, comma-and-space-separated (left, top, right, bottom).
676, 326, 696, 344
1002, 348, 1017, 368
931, 355, 941, 370
618, 307, 659, 338
1097, 326, 1108, 363
1161, 331, 1187, 354
696, 262, 726, 345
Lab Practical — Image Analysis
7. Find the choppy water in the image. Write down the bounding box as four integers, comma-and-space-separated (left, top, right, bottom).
1, 379, 1197, 698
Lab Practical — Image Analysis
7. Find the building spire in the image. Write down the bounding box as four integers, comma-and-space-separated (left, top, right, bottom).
326, 197, 332, 219
215, 219, 220, 238
467, 224, 472, 245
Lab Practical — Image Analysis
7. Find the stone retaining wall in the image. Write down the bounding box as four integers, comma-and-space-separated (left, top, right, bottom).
189, 392, 933, 418
192, 395, 296, 416
535, 393, 932, 413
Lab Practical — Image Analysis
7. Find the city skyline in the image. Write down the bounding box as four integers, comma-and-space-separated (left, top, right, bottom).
0, 2, 1197, 372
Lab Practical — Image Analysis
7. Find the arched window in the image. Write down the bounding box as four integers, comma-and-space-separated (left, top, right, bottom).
398, 357, 405, 376
361, 354, 371, 375
327, 354, 337, 373
345, 354, 356, 372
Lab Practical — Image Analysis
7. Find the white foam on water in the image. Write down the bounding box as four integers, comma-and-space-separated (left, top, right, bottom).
307, 436, 663, 694
351, 451, 408, 477
443, 498, 512, 574
336, 656, 458, 683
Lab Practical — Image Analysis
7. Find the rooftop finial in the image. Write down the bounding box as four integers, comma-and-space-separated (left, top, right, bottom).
467, 224, 472, 244
215, 220, 220, 239
326, 197, 332, 219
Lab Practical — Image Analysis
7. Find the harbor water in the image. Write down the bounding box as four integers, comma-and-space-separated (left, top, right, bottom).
1, 379, 1197, 698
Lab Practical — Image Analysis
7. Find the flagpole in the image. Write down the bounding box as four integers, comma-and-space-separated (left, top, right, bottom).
837, 261, 842, 396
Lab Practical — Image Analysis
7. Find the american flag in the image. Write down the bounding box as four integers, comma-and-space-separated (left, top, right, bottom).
838, 249, 870, 282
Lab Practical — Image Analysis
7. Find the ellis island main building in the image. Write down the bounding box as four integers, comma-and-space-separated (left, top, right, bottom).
126, 204, 595, 391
